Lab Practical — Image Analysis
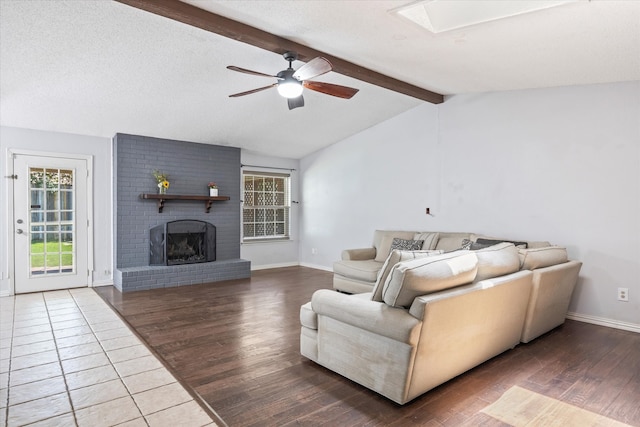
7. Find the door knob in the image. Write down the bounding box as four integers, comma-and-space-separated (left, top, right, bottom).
17, 219, 23, 224
16, 229, 23, 234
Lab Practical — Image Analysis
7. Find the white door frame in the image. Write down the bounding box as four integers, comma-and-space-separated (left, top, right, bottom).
6, 149, 94, 295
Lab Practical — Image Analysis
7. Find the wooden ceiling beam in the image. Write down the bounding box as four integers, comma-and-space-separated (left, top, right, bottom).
114, 0, 444, 104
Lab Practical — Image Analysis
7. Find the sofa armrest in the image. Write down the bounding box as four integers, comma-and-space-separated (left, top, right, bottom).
311, 289, 421, 344
341, 247, 377, 261
521, 260, 582, 343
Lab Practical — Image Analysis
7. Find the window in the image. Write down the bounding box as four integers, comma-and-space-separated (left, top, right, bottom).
242, 172, 290, 241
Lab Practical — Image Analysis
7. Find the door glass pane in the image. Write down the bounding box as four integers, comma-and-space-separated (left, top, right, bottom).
30, 168, 44, 188
46, 190, 59, 210
31, 211, 44, 222
29, 167, 75, 276
60, 170, 73, 189
31, 255, 45, 274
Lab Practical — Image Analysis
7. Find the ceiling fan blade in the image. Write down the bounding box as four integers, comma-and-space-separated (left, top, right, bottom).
303, 81, 359, 99
227, 65, 278, 79
288, 95, 304, 110
229, 84, 277, 97
293, 57, 332, 81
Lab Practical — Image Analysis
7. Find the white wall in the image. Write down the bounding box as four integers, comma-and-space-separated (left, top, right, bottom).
299, 81, 640, 328
298, 104, 440, 269
240, 150, 300, 269
0, 127, 113, 295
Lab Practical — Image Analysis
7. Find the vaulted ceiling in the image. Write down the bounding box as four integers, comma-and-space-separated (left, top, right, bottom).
1, 1, 638, 158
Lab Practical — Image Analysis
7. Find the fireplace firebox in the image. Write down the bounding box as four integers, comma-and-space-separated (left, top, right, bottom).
150, 220, 216, 266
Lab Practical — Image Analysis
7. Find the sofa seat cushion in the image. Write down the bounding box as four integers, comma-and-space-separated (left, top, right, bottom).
519, 246, 568, 270
334, 259, 383, 282
372, 249, 443, 302
473, 242, 521, 282
382, 252, 479, 308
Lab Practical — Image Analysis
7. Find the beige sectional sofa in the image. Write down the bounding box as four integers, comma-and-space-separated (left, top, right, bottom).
299, 230, 582, 404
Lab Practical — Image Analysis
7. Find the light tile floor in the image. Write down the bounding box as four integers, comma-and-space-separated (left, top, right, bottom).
0, 288, 219, 427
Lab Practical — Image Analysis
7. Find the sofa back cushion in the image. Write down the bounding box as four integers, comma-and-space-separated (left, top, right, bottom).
473, 242, 521, 282
382, 251, 478, 307
373, 231, 418, 262
433, 232, 473, 251
371, 249, 443, 302
413, 232, 440, 250
519, 246, 568, 270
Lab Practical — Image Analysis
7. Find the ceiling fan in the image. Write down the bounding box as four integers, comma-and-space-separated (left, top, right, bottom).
227, 51, 359, 110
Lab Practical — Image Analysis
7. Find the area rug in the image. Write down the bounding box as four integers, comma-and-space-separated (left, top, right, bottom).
481, 385, 633, 427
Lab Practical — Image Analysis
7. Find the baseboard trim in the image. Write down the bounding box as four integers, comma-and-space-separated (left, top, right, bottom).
251, 262, 333, 273
251, 262, 299, 271
298, 262, 333, 272
567, 311, 640, 333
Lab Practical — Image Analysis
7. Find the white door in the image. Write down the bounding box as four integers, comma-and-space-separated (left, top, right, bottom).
13, 154, 89, 293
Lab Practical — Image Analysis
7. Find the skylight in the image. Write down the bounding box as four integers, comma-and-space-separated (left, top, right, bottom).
392, 0, 582, 34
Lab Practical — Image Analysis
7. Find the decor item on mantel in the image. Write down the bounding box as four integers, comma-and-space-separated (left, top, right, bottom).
153, 170, 170, 194
208, 182, 218, 197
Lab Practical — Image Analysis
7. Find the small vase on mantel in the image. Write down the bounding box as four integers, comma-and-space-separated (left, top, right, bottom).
208, 182, 218, 197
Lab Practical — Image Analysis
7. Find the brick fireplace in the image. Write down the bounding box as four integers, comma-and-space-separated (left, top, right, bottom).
113, 133, 250, 292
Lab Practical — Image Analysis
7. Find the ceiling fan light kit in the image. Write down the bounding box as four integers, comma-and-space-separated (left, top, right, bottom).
228, 51, 359, 110
276, 69, 303, 99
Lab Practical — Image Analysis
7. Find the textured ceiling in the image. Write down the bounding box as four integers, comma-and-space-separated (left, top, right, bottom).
1, 0, 638, 159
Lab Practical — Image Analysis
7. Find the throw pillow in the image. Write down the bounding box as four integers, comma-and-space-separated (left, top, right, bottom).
382, 251, 478, 308
374, 232, 416, 262
519, 246, 568, 270
460, 239, 473, 250
476, 238, 528, 249
413, 232, 440, 250
473, 242, 521, 282
390, 238, 424, 251
371, 249, 443, 302
459, 238, 494, 251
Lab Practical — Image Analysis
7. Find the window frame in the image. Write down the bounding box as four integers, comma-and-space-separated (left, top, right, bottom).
242, 171, 291, 243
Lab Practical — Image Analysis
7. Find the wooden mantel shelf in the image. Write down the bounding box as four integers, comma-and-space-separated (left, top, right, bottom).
140, 193, 230, 213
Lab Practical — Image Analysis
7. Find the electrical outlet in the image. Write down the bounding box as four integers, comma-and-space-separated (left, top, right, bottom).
617, 287, 629, 302
311, 248, 318, 255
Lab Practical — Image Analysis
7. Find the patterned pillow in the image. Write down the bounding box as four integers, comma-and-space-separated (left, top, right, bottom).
390, 238, 424, 251
460, 238, 492, 250
476, 238, 528, 249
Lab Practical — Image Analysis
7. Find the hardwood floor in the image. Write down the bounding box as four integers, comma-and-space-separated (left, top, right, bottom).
96, 267, 640, 427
